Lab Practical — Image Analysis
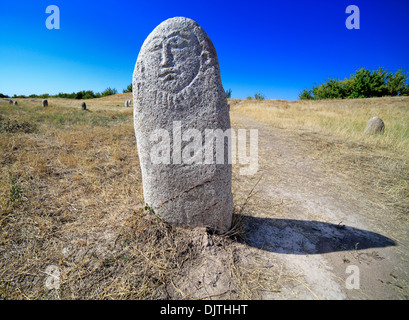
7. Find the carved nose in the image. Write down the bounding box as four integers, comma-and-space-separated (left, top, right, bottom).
160, 44, 173, 67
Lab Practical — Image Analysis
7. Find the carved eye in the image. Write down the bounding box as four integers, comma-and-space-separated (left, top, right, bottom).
148, 40, 162, 52
168, 36, 188, 49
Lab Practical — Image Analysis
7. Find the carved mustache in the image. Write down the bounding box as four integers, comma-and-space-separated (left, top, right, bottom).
158, 68, 180, 78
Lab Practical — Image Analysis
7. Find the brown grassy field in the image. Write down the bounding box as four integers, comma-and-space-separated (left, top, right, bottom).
0, 94, 408, 299
0, 94, 283, 299
230, 96, 409, 215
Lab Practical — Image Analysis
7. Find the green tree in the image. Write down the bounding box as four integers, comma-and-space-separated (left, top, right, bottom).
83, 90, 96, 99
386, 67, 409, 96
123, 83, 133, 93
368, 67, 388, 97
298, 88, 314, 100
75, 91, 84, 99
299, 67, 409, 100
101, 87, 118, 97
254, 93, 265, 100
347, 68, 371, 98
346, 67, 388, 98
311, 79, 347, 100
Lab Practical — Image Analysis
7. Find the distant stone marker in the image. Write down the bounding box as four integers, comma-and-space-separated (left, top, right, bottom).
81, 102, 87, 110
364, 116, 385, 134
133, 17, 232, 233
13, 101, 18, 105
9, 100, 13, 104
42, 99, 48, 107
124, 100, 130, 107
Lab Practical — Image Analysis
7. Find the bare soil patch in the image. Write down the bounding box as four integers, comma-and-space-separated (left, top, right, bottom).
229, 109, 408, 299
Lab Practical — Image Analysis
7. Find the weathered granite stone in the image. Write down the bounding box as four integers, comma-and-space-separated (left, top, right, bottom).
9, 100, 13, 104
42, 99, 48, 107
13, 101, 18, 105
133, 17, 232, 233
364, 116, 385, 134
125, 100, 130, 107
81, 102, 86, 110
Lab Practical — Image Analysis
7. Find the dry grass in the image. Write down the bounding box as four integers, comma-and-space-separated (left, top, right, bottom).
232, 97, 409, 156
0, 97, 144, 299
232, 96, 409, 216
2, 95, 407, 300
0, 96, 297, 300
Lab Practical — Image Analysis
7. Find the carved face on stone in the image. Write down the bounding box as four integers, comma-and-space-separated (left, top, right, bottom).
133, 17, 232, 234
142, 26, 201, 94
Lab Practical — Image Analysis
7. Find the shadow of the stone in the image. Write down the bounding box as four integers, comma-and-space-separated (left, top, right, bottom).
238, 214, 396, 255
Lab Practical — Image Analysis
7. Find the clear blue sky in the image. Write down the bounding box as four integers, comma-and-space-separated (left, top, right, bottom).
1, 0, 408, 100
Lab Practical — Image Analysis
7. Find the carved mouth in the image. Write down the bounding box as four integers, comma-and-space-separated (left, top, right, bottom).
159, 69, 179, 81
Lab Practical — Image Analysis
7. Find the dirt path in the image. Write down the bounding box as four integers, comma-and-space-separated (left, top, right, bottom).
229, 112, 409, 299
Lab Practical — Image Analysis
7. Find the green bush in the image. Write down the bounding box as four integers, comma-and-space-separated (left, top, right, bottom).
7, 84, 139, 101
101, 87, 118, 97
7, 168, 24, 208
298, 88, 314, 100
254, 93, 265, 100
387, 68, 409, 96
311, 79, 348, 100
299, 67, 409, 100
246, 93, 266, 100
123, 83, 133, 93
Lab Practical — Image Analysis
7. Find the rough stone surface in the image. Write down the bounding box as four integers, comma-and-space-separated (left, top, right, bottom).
42, 99, 48, 107
133, 17, 232, 233
81, 102, 86, 110
13, 101, 17, 105
125, 100, 130, 107
8, 100, 13, 104
364, 116, 385, 134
